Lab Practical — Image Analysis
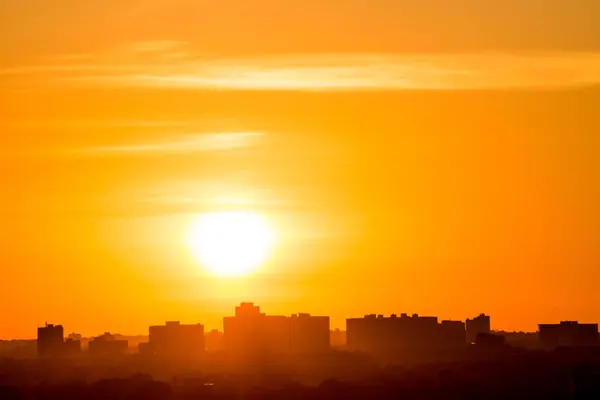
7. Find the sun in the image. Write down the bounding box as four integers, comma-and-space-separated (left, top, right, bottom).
187, 211, 275, 277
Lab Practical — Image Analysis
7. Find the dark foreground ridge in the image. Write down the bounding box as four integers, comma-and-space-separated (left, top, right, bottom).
1, 349, 600, 399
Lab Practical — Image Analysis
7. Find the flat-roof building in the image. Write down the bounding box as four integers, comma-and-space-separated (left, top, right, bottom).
223, 303, 330, 357
88, 333, 128, 358
539, 321, 598, 350
347, 313, 467, 360
147, 321, 204, 360
289, 313, 330, 354
466, 314, 491, 344
37, 323, 64, 358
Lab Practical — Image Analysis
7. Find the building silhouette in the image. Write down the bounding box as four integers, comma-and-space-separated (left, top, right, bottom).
67, 333, 82, 341
37, 323, 64, 358
138, 341, 152, 356
439, 320, 467, 350
223, 303, 330, 357
538, 321, 599, 350
466, 314, 491, 344
64, 338, 82, 357
289, 313, 330, 354
347, 314, 433, 355
88, 333, 128, 358
205, 329, 224, 353
347, 313, 466, 360
475, 332, 506, 348
145, 321, 204, 360
224, 302, 281, 356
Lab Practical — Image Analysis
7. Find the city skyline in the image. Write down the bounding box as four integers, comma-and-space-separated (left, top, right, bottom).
2, 1, 600, 339
6, 306, 600, 398
13, 306, 600, 341
25, 304, 600, 361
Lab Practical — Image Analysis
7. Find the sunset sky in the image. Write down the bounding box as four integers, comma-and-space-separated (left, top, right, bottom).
1, 0, 599, 338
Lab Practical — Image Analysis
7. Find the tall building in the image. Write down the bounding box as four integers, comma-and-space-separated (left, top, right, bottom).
223, 303, 330, 357
37, 323, 64, 358
147, 321, 204, 360
466, 314, 491, 344
538, 321, 599, 350
439, 320, 467, 350
88, 333, 128, 358
223, 302, 270, 356
347, 313, 466, 359
289, 313, 330, 354
235, 302, 263, 318
205, 329, 224, 353
347, 314, 436, 355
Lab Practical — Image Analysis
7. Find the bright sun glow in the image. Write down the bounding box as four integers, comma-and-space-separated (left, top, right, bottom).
188, 212, 275, 277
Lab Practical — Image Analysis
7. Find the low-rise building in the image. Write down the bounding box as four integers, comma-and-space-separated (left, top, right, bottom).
539, 321, 598, 350
88, 333, 128, 358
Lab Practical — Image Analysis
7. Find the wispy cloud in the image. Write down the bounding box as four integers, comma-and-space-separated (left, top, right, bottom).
72, 132, 264, 157
123, 53, 600, 91
0, 40, 194, 76
4, 43, 600, 91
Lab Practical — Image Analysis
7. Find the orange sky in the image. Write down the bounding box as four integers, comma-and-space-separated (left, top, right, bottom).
1, 1, 599, 338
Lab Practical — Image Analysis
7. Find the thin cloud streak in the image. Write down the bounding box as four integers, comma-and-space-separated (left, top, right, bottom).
71, 132, 264, 157
4, 49, 600, 90
114, 53, 600, 91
